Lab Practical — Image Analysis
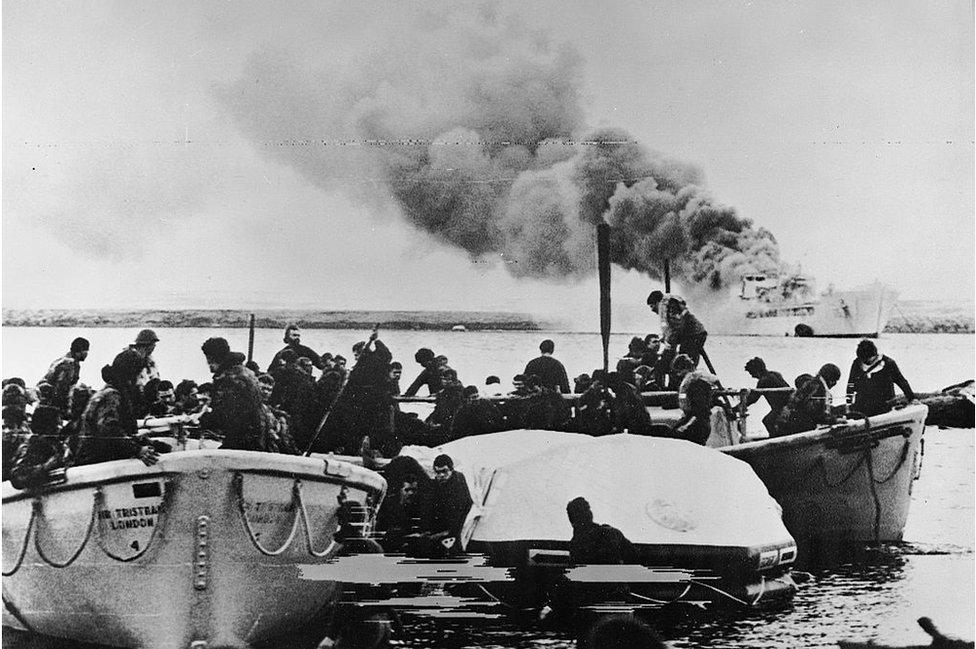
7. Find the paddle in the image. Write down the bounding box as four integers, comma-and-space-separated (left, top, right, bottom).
597, 222, 611, 373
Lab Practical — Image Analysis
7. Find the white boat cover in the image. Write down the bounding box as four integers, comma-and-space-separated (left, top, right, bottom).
404, 431, 791, 550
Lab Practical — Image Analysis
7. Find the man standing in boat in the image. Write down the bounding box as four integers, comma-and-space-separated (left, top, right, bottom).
200, 337, 273, 452
403, 348, 444, 397
647, 291, 708, 384
846, 339, 916, 416
126, 329, 160, 415
741, 357, 791, 435
267, 324, 324, 373
523, 339, 571, 394
41, 336, 89, 416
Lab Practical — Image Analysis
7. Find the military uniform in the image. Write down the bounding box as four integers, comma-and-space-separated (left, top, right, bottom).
74, 386, 142, 466
42, 355, 81, 415
202, 360, 271, 452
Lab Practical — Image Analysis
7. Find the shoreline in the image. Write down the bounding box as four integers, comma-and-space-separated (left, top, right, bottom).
3, 307, 972, 334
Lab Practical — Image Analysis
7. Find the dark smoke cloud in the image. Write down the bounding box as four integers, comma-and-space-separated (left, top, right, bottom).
222, 1, 782, 290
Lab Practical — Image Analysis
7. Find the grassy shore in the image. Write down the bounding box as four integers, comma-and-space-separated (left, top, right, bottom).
1, 308, 544, 331
3, 301, 971, 333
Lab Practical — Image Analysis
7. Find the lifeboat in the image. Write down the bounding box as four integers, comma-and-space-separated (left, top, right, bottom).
2, 450, 386, 649
401, 431, 798, 611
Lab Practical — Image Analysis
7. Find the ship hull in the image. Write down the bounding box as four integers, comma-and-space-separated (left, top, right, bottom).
2, 450, 386, 649
721, 405, 926, 551
709, 283, 897, 337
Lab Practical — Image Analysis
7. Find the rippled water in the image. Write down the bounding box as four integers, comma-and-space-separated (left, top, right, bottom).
2, 328, 973, 648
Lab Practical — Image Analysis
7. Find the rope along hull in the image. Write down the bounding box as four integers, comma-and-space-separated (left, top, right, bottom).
722, 405, 927, 545
2, 450, 386, 649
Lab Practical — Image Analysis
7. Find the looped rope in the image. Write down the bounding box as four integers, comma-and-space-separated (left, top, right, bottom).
33, 492, 97, 569
234, 473, 301, 556
870, 439, 910, 484
1, 506, 35, 576
295, 480, 338, 558
94, 481, 172, 563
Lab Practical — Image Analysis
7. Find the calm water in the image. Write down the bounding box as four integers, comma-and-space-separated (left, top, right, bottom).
2, 328, 974, 647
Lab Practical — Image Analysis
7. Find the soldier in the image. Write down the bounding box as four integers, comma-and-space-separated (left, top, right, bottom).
74, 350, 159, 467
41, 337, 90, 415
200, 337, 272, 452
846, 339, 916, 417
403, 348, 444, 397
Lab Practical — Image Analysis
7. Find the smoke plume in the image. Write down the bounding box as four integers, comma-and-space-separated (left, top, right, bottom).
222, 2, 782, 290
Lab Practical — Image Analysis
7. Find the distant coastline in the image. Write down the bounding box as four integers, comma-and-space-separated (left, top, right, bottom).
1, 309, 545, 331
2, 302, 972, 334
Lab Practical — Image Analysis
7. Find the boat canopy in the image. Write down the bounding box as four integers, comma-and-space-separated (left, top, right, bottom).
403, 432, 792, 551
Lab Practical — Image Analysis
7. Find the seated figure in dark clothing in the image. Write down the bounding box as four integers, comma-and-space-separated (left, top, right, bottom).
846, 339, 916, 417
670, 354, 719, 445
566, 496, 637, 565
375, 466, 431, 553
775, 363, 843, 436
9, 406, 69, 490
422, 454, 473, 556
449, 386, 504, 440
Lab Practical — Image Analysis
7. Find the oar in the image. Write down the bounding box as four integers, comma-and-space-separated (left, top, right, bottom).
246, 313, 255, 364
597, 222, 611, 373
302, 325, 379, 457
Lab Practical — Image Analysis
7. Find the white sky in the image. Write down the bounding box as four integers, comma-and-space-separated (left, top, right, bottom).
3, 0, 973, 317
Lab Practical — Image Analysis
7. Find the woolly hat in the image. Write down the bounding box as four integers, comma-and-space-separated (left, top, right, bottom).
70, 337, 90, 353
201, 337, 231, 361
134, 329, 159, 346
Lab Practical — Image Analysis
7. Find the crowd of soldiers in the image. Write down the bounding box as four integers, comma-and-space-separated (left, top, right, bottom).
2, 291, 916, 492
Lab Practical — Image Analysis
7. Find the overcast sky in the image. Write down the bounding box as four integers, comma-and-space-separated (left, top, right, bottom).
4, 0, 973, 319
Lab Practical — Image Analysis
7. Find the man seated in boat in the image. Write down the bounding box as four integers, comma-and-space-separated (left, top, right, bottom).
74, 350, 160, 467
774, 363, 843, 437
845, 339, 917, 417
566, 496, 637, 565
670, 354, 720, 445
422, 454, 472, 557
199, 337, 274, 452
9, 405, 69, 490
256, 373, 299, 454
741, 357, 792, 435
375, 456, 434, 552
146, 380, 178, 417
448, 385, 505, 440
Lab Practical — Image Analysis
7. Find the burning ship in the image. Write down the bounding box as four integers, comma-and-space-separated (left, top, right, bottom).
706, 274, 897, 338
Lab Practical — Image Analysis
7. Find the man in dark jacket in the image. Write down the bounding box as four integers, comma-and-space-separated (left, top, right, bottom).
267, 324, 324, 372
776, 363, 843, 436
566, 497, 637, 565
74, 350, 159, 467
316, 330, 397, 456
403, 348, 444, 397
269, 350, 317, 448
41, 337, 89, 415
9, 405, 69, 489
742, 357, 792, 435
846, 340, 916, 417
523, 339, 571, 394
200, 337, 272, 452
426, 454, 473, 555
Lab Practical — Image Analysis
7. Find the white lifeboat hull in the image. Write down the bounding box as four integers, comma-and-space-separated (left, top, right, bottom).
2, 450, 386, 649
